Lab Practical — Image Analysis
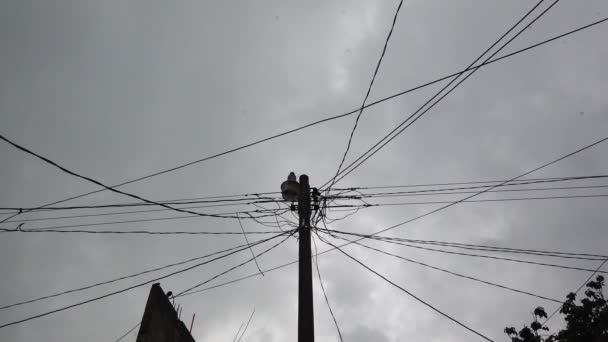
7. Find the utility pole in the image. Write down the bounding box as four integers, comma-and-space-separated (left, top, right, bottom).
281, 172, 314, 342
298, 174, 314, 342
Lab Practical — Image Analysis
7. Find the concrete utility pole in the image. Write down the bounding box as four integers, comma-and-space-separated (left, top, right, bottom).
297, 175, 314, 342
281, 172, 315, 342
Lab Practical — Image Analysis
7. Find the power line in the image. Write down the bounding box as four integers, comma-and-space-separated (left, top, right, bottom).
237, 214, 264, 276
323, 0, 560, 188
319, 228, 607, 260
326, 193, 608, 208
0, 230, 292, 328
349, 184, 608, 198
0, 235, 281, 312
113, 321, 141, 342
335, 232, 608, 274
175, 259, 300, 298
10, 178, 602, 225
0, 199, 287, 224
0, 227, 285, 236
0, 209, 288, 233
0, 196, 283, 214
179, 136, 608, 304
5, 15, 605, 226
319, 230, 562, 303
237, 308, 256, 342
330, 0, 404, 192
312, 232, 344, 342
316, 232, 494, 341
330, 175, 608, 191
0, 133, 293, 224
542, 257, 608, 325
175, 231, 295, 296
337, 130, 608, 241
232, 323, 244, 342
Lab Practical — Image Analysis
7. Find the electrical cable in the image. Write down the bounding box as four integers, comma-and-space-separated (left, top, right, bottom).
237, 308, 256, 342
312, 231, 344, 342
0, 235, 283, 312
0, 208, 288, 233
327, 230, 607, 274
348, 184, 608, 199
330, 0, 404, 192
542, 257, 608, 325
319, 229, 562, 303
326, 193, 608, 208
232, 323, 244, 342
0, 197, 283, 213
237, 214, 264, 276
319, 228, 607, 260
323, 0, 560, 188
0, 227, 285, 236
113, 321, 141, 342
180, 136, 608, 306
175, 231, 295, 297
0, 199, 286, 224
34, 182, 597, 229
316, 232, 494, 341
4, 15, 606, 225
330, 175, 608, 191
0, 230, 293, 328
0, 133, 293, 224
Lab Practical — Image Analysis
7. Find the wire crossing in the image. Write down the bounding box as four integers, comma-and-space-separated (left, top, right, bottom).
322, 0, 560, 188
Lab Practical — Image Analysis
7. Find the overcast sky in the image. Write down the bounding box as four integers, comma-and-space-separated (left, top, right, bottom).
1, 0, 608, 341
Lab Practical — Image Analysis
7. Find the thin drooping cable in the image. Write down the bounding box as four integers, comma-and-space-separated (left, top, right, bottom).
0, 227, 285, 236
326, 230, 607, 274
183, 137, 608, 302
0, 196, 282, 214
312, 232, 344, 342
542, 257, 608, 325
316, 232, 494, 341
152, 226, 608, 301
1, 242, 266, 313
349, 184, 608, 198
0, 203, 282, 223
320, 230, 561, 303
344, 136, 608, 242
325, 194, 608, 208
175, 231, 295, 297
0, 235, 284, 312
232, 323, 244, 342
237, 308, 256, 342
0, 209, 287, 233
330, 174, 608, 191
330, 0, 404, 192
0, 230, 292, 329
237, 214, 264, 276
5, 16, 605, 226
113, 321, 141, 342
0, 133, 289, 222
0, 200, 285, 224
323, 0, 550, 190
324, 0, 560, 188
176, 258, 301, 298
320, 228, 606, 261
12, 192, 608, 234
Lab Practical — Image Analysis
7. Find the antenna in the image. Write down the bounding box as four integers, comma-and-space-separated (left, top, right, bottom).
190, 313, 196, 334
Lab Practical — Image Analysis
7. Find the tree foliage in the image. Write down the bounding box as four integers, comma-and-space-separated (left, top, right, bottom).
504, 275, 607, 342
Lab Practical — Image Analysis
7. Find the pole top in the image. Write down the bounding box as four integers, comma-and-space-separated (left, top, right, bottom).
281, 172, 300, 202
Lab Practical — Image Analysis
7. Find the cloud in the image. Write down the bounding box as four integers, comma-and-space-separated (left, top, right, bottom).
1, 0, 607, 341
344, 324, 390, 342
